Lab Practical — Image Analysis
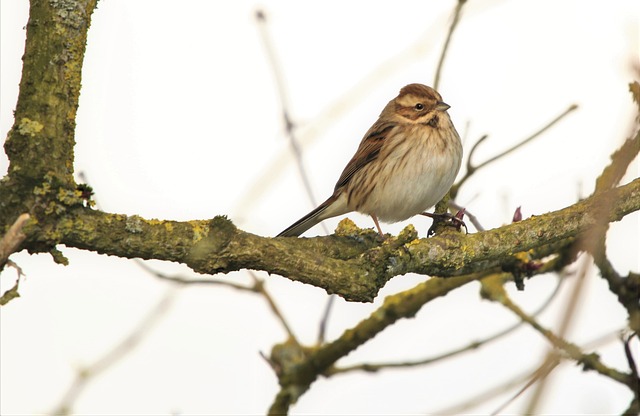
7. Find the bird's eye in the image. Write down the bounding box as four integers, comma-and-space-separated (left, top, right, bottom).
414, 103, 424, 111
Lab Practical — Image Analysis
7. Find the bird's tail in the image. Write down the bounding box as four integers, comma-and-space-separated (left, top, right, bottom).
277, 194, 347, 237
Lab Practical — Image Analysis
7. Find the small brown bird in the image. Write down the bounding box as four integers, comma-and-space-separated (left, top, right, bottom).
278, 83, 462, 237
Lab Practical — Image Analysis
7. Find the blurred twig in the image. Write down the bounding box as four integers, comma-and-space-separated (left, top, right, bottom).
63, 174, 294, 415
491, 355, 561, 416
50, 289, 177, 416
591, 116, 640, 329
526, 101, 640, 410
327, 272, 564, 375
256, 9, 338, 348
316, 294, 335, 345
235, 6, 468, 221
0, 213, 29, 269
433, 366, 538, 415
482, 274, 634, 388
137, 262, 300, 343
267, 260, 562, 414
449, 200, 484, 231
524, 253, 591, 414
255, 10, 327, 233
432, 328, 624, 414
0, 213, 29, 306
433, 0, 467, 90
248, 271, 299, 345
451, 104, 578, 198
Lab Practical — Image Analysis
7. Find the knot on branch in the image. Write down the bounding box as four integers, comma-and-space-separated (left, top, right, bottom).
187, 215, 237, 273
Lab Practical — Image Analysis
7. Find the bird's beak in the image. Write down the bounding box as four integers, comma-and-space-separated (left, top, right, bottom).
436, 101, 450, 111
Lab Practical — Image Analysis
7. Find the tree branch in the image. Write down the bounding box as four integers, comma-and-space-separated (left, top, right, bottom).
37, 178, 637, 302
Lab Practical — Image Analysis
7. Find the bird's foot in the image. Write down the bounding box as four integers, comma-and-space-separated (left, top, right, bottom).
422, 209, 467, 237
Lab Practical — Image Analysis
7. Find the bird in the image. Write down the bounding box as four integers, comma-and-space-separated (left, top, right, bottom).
277, 83, 462, 237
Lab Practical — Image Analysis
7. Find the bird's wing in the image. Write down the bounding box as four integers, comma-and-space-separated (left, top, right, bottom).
334, 122, 396, 191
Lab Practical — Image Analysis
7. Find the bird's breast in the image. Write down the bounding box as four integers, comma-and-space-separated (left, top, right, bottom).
351, 126, 462, 222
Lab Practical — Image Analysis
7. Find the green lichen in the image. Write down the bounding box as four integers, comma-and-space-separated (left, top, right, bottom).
17, 118, 44, 137
189, 220, 209, 242
124, 215, 144, 234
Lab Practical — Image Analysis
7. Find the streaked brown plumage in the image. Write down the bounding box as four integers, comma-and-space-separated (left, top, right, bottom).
278, 83, 462, 237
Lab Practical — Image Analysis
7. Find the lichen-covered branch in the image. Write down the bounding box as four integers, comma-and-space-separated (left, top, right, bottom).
0, 0, 99, 253
45, 178, 638, 302
482, 276, 637, 390
3, 0, 97, 187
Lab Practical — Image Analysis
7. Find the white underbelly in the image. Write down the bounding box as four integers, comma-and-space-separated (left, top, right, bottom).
355, 136, 461, 223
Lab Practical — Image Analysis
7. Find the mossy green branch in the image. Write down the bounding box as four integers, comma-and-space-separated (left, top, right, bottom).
45, 178, 640, 302
267, 273, 479, 414
4, 0, 98, 186
0, 0, 98, 233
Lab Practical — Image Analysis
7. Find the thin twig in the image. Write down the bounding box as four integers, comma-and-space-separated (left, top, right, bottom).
591, 129, 640, 325
492, 354, 561, 415
316, 294, 335, 345
328, 272, 564, 375
50, 289, 177, 416
434, 0, 467, 90
484, 278, 632, 386
0, 213, 30, 306
432, 367, 534, 415
479, 104, 578, 170
0, 213, 30, 268
526, 115, 640, 412
623, 334, 639, 383
431, 328, 624, 414
233, 5, 469, 221
255, 10, 329, 235
248, 271, 299, 345
134, 259, 257, 292
138, 261, 300, 343
452, 105, 577, 197
449, 200, 484, 231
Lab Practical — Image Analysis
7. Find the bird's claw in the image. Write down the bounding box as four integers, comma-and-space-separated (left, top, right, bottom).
422, 209, 467, 237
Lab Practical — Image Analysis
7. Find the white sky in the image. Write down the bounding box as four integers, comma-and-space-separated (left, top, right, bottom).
1, 0, 639, 414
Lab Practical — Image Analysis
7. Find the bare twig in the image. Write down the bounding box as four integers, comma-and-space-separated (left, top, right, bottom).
234, 5, 472, 221
0, 213, 29, 268
478, 104, 577, 171
0, 214, 30, 306
328, 273, 565, 375
490, 328, 624, 415
433, 0, 467, 90
431, 367, 534, 414
316, 294, 335, 345
431, 328, 624, 414
491, 355, 561, 416
134, 259, 256, 292
525, 105, 640, 411
50, 289, 177, 416
451, 105, 578, 197
449, 200, 484, 231
137, 262, 300, 343
594, 129, 640, 194
623, 334, 639, 383
525, 254, 592, 413
590, 128, 640, 326
483, 276, 632, 386
267, 261, 566, 413
255, 10, 328, 235
248, 271, 299, 345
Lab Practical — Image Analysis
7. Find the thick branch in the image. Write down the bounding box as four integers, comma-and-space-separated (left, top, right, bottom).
4, 0, 97, 186
0, 0, 99, 246
44, 178, 640, 302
